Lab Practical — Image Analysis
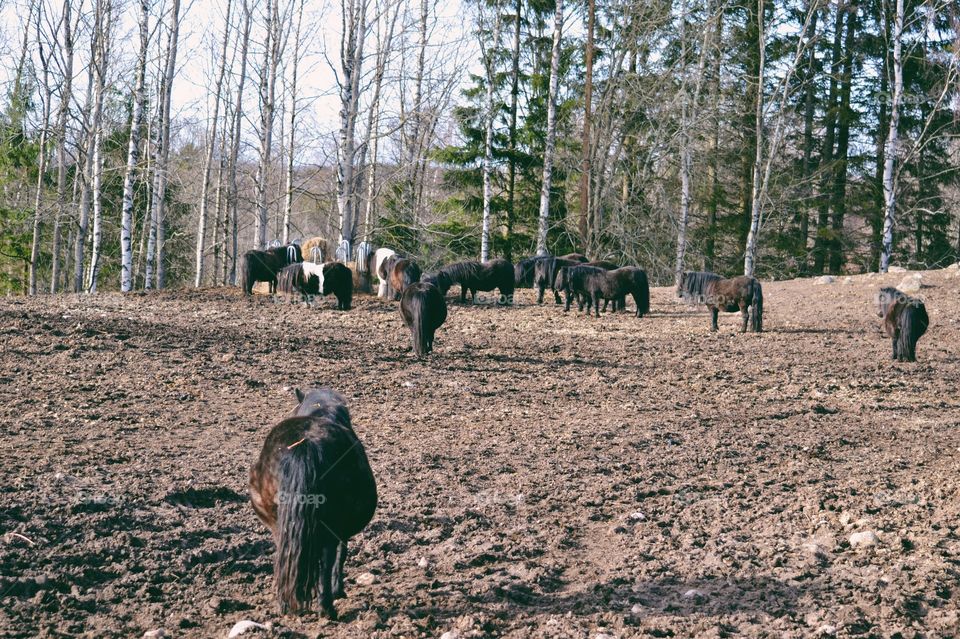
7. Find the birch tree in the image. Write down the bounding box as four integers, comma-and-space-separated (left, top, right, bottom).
879, 0, 903, 273
254, 0, 281, 250
226, 0, 252, 284
28, 0, 51, 295
535, 0, 563, 256
146, 0, 181, 290
121, 0, 150, 293
479, 4, 503, 262
49, 0, 75, 293
336, 0, 367, 255
281, 0, 305, 246
87, 0, 114, 293
195, 0, 234, 286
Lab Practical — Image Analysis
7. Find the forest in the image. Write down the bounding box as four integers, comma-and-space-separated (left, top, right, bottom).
0, 0, 957, 294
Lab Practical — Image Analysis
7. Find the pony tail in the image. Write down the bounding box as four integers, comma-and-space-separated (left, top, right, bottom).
751, 280, 763, 332
411, 296, 428, 357
274, 442, 324, 613
638, 271, 650, 317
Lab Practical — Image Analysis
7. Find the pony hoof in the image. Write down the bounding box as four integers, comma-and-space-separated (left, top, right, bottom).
333, 589, 346, 600
321, 606, 339, 621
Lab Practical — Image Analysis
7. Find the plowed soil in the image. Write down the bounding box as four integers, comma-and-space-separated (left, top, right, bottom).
2, 267, 960, 639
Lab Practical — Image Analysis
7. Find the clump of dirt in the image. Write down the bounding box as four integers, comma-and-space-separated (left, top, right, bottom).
1, 267, 959, 638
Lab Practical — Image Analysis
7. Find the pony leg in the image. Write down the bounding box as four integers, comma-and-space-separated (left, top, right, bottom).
318, 543, 338, 620
553, 288, 562, 304
537, 284, 545, 304
740, 304, 749, 333
594, 296, 601, 318
710, 307, 719, 332
332, 541, 347, 599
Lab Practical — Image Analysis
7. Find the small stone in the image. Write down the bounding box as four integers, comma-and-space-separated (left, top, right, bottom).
228, 620, 269, 638
817, 624, 837, 636
629, 511, 646, 521
850, 531, 880, 548
439, 631, 463, 639
143, 631, 166, 639
595, 634, 616, 639
839, 512, 852, 526
630, 604, 644, 615
403, 381, 415, 388
816, 275, 835, 285
417, 557, 429, 568
70, 585, 81, 597
355, 571, 376, 585
843, 277, 853, 285
682, 588, 706, 602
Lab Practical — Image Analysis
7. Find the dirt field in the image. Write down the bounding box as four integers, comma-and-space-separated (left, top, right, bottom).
2, 267, 960, 639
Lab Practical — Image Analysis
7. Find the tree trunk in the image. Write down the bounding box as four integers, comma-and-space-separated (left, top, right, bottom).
227, 0, 252, 284
827, 2, 856, 275
743, 0, 765, 277
505, 0, 521, 261
480, 9, 502, 262
50, 0, 75, 294
336, 0, 367, 254
879, 0, 903, 272
255, 0, 280, 250
87, 0, 113, 293
535, 0, 563, 257
578, 0, 594, 249
797, 4, 818, 275
704, 5, 722, 272
28, 3, 52, 296
195, 0, 233, 286
282, 0, 305, 246
121, 0, 149, 292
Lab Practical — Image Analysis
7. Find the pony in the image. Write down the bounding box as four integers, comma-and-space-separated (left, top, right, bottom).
276, 263, 353, 310
400, 282, 448, 357
559, 253, 590, 263
438, 258, 515, 304
365, 248, 397, 298
242, 244, 303, 295
421, 270, 453, 294
877, 287, 929, 362
514, 254, 588, 289
557, 265, 650, 318
249, 388, 377, 620
534, 257, 582, 304
380, 255, 422, 301
583, 260, 623, 311
677, 271, 763, 333
300, 236, 330, 264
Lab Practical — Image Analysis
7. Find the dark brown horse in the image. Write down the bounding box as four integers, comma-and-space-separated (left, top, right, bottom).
515, 253, 588, 289
677, 271, 763, 332
380, 256, 422, 300
400, 282, 448, 357
277, 262, 353, 310
242, 244, 303, 295
557, 265, 650, 318
877, 287, 929, 362
249, 388, 377, 620
438, 258, 514, 304
533, 257, 582, 304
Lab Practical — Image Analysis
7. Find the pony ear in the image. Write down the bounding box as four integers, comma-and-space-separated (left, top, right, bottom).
294, 388, 305, 403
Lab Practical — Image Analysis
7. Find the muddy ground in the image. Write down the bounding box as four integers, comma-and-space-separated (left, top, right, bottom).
1, 267, 960, 639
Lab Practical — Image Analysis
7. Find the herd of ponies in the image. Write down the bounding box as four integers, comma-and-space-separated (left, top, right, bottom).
239, 236, 930, 621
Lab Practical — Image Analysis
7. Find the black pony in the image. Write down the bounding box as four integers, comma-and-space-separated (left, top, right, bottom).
400, 282, 448, 357
249, 388, 377, 620
276, 262, 353, 310
677, 271, 763, 332
877, 287, 929, 362
242, 244, 303, 295
533, 257, 584, 304
557, 265, 650, 318
438, 258, 515, 304
515, 253, 588, 289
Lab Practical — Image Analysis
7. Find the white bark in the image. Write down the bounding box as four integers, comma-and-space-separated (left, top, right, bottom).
254, 0, 281, 250
227, 0, 252, 284
121, 0, 150, 293
50, 0, 74, 293
195, 0, 233, 286
480, 8, 502, 262
879, 0, 903, 273
146, 0, 182, 289
742, 0, 765, 279
28, 1, 51, 296
336, 0, 367, 252
282, 0, 305, 246
535, 0, 563, 257
87, 0, 113, 293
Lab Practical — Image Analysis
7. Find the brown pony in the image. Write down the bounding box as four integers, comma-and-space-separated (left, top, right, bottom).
557, 265, 650, 318
438, 258, 515, 304
877, 287, 929, 362
380, 256, 422, 300
249, 388, 377, 620
400, 282, 448, 356
533, 257, 582, 304
241, 244, 303, 295
677, 271, 763, 332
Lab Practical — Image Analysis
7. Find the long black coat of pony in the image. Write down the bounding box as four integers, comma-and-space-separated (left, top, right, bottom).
877, 287, 929, 362
557, 265, 650, 318
249, 388, 377, 620
380, 255, 422, 300
533, 257, 584, 304
400, 282, 448, 357
437, 258, 515, 303
677, 271, 763, 332
242, 244, 303, 295
276, 262, 353, 310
